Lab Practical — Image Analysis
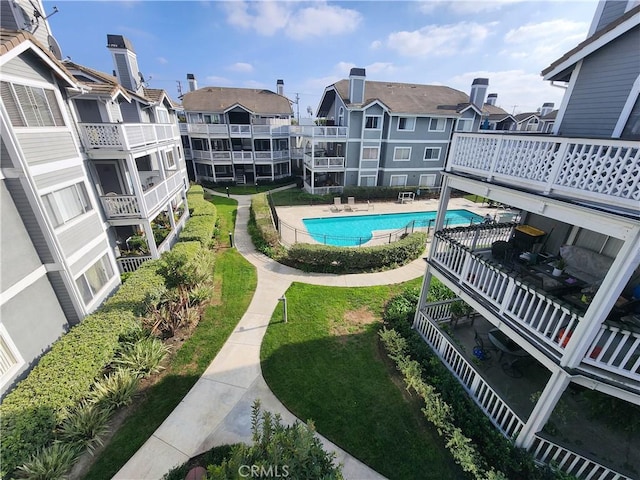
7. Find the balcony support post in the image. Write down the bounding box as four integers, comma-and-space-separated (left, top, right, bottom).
125, 154, 148, 217
414, 269, 435, 329
515, 369, 570, 449
487, 135, 503, 181
141, 220, 159, 258
432, 176, 452, 231
561, 227, 640, 369
544, 140, 569, 194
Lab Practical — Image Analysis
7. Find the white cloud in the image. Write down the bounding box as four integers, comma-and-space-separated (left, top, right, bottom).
386, 22, 495, 57
505, 19, 587, 44
227, 62, 254, 73
417, 0, 524, 15
157, 56, 168, 65
243, 80, 267, 89
370, 40, 382, 50
449, 69, 565, 114
366, 62, 397, 75
222, 1, 361, 39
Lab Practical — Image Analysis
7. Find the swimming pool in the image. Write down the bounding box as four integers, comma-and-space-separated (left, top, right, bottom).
303, 209, 483, 247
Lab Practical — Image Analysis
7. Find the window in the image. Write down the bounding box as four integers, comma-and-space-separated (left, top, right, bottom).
525, 117, 539, 131
389, 175, 407, 187
195, 163, 213, 177
1, 81, 65, 127
365, 116, 380, 129
419, 174, 437, 187
156, 108, 169, 124
165, 150, 176, 169
75, 254, 114, 304
429, 118, 446, 132
397, 117, 415, 131
42, 182, 92, 228
338, 107, 344, 126
393, 147, 411, 161
203, 113, 222, 124
423, 147, 441, 161
360, 175, 377, 187
456, 119, 473, 132
181, 135, 190, 148
211, 139, 230, 151
0, 327, 23, 388
191, 138, 209, 151
362, 147, 379, 160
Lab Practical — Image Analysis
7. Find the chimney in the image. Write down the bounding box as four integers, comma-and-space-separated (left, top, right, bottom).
106, 34, 143, 94
276, 79, 284, 96
486, 93, 498, 106
349, 67, 366, 104
187, 73, 197, 92
540, 102, 554, 117
469, 78, 489, 108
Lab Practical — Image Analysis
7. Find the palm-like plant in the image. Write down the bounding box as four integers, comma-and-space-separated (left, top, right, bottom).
15, 442, 81, 480
57, 402, 111, 455
88, 368, 139, 410
113, 337, 170, 378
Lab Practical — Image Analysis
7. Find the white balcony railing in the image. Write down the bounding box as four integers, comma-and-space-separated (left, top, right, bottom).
448, 133, 640, 210
116, 255, 152, 273
143, 172, 183, 214
100, 195, 141, 217
252, 125, 290, 136
290, 126, 348, 137
530, 434, 633, 480
431, 224, 640, 383
254, 151, 290, 161
232, 151, 253, 161
229, 124, 252, 136
303, 153, 345, 169
415, 310, 525, 438
187, 124, 228, 136
79, 123, 179, 150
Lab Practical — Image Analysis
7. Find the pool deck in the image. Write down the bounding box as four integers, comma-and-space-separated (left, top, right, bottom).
276, 196, 516, 246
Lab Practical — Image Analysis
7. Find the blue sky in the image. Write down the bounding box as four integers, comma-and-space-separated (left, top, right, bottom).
43, 0, 599, 117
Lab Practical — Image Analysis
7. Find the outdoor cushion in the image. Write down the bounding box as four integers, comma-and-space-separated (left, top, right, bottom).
559, 245, 614, 285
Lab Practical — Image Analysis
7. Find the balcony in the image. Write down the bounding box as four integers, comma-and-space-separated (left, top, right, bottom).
429, 222, 640, 385
229, 124, 252, 137
290, 126, 348, 138
79, 123, 179, 152
448, 133, 640, 211
99, 171, 184, 219
303, 153, 345, 170
191, 150, 232, 162
232, 151, 253, 162
254, 151, 290, 162
186, 123, 229, 136
252, 125, 290, 136
414, 306, 637, 480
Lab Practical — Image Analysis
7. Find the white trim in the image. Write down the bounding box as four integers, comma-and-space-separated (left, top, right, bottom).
626, 0, 640, 13
380, 166, 441, 172
358, 174, 377, 187
392, 146, 412, 162
0, 323, 25, 390
73, 253, 118, 308
418, 173, 437, 187
587, 0, 607, 36
361, 145, 380, 161
543, 13, 640, 80
50, 210, 100, 236
364, 115, 382, 130
0, 265, 48, 306
455, 118, 474, 132
29, 157, 85, 176
0, 41, 78, 87
389, 174, 408, 187
552, 60, 583, 135
67, 237, 110, 267
428, 117, 446, 132
423, 146, 441, 161
396, 116, 416, 132
612, 74, 640, 138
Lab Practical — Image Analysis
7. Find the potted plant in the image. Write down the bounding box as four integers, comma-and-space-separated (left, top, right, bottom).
449, 301, 473, 327
552, 258, 566, 277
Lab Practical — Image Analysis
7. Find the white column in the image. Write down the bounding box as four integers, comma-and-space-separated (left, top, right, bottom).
515, 369, 570, 449
142, 221, 159, 258
433, 175, 452, 231
561, 228, 640, 368
413, 270, 433, 328
125, 155, 148, 217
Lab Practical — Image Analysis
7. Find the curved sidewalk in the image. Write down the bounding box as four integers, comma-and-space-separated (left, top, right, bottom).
115, 192, 426, 480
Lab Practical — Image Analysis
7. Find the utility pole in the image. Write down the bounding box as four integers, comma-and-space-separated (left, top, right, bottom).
295, 93, 300, 122
511, 105, 518, 115
176, 80, 183, 98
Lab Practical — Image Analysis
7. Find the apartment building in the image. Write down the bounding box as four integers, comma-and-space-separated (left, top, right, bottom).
181, 76, 293, 185
305, 71, 511, 194
414, 2, 640, 478
0, 0, 188, 396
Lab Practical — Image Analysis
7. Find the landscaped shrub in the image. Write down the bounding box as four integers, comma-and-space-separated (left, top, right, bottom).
158, 243, 213, 290
250, 193, 280, 249
113, 337, 170, 378
57, 401, 111, 454
206, 401, 343, 480
0, 310, 138, 476
287, 232, 427, 273
15, 442, 82, 480
178, 215, 216, 246
187, 185, 217, 217
102, 261, 166, 316
88, 368, 139, 410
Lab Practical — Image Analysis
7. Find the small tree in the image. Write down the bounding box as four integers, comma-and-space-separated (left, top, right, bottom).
207, 401, 343, 480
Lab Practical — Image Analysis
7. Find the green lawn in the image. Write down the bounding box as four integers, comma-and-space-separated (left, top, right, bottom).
209, 183, 295, 195
86, 198, 256, 479
205, 194, 237, 247
261, 281, 462, 480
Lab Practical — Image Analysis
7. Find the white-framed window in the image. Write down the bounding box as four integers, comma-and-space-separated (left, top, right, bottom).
42, 182, 92, 228
156, 108, 170, 124
419, 174, 437, 187
1, 81, 65, 127
195, 163, 213, 177
204, 113, 222, 124
362, 146, 379, 160
525, 117, 539, 131
397, 117, 415, 131
365, 116, 381, 129
165, 150, 176, 169
338, 107, 344, 126
389, 175, 407, 187
428, 118, 446, 132
393, 147, 412, 161
359, 175, 377, 187
456, 118, 473, 132
0, 325, 24, 389
423, 147, 441, 161
75, 254, 115, 305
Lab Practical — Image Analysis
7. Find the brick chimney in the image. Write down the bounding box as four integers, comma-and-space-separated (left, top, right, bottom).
349, 68, 366, 104
469, 78, 489, 108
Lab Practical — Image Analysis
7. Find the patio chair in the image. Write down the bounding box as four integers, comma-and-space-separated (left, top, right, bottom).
332, 197, 343, 212
345, 197, 356, 211
473, 330, 493, 362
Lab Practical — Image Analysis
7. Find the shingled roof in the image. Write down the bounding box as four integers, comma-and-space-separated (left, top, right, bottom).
482, 103, 513, 122
181, 87, 293, 115
331, 79, 471, 115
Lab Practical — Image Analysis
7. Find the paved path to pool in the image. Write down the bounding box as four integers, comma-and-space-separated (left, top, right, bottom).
115, 190, 500, 480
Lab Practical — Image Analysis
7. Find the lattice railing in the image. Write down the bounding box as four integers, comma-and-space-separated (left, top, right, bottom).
80, 123, 178, 150
448, 133, 640, 210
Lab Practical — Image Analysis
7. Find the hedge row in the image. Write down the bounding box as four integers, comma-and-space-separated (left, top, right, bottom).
287, 232, 427, 273
188, 185, 217, 217
0, 190, 216, 476
251, 193, 280, 249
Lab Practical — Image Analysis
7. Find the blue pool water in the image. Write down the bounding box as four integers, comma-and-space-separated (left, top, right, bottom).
303, 209, 483, 247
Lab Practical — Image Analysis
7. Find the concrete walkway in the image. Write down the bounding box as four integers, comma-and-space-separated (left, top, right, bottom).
115, 190, 496, 479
